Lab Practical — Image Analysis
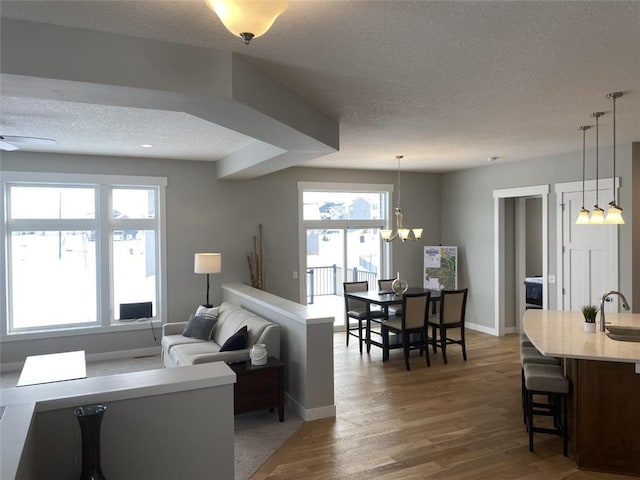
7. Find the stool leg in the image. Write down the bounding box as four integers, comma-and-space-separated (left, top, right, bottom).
527, 390, 534, 452
563, 395, 568, 457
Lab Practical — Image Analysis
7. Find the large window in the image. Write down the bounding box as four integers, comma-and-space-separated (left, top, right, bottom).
298, 182, 393, 322
1, 173, 166, 335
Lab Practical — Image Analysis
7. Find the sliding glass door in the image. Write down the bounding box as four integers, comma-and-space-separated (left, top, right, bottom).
299, 182, 391, 329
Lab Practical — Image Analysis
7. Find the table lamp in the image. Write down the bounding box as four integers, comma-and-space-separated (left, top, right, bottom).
194, 253, 222, 308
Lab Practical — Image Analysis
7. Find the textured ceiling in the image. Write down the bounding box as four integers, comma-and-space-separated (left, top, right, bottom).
1, 0, 639, 172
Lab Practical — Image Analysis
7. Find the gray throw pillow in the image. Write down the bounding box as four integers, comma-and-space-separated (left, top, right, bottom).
182, 314, 217, 340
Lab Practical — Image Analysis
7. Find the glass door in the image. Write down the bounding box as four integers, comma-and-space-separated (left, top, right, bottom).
306, 227, 381, 328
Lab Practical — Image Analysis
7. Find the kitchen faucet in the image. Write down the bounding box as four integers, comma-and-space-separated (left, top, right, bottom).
599, 290, 630, 332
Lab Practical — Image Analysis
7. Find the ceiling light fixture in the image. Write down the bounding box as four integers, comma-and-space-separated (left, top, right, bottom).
139, 144, 153, 148
604, 92, 624, 224
380, 155, 423, 243
205, 0, 288, 45
575, 125, 592, 225
589, 111, 605, 224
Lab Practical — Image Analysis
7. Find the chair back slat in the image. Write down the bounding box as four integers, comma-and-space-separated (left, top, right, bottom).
441, 289, 468, 325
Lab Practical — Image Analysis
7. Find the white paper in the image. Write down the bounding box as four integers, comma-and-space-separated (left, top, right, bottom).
424, 247, 441, 268
424, 277, 440, 290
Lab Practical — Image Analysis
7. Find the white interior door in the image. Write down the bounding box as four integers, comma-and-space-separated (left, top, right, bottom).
559, 186, 618, 311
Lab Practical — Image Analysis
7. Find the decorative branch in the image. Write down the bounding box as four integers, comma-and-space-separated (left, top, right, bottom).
248, 224, 264, 290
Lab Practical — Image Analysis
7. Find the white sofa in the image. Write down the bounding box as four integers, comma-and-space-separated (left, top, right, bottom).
161, 302, 281, 368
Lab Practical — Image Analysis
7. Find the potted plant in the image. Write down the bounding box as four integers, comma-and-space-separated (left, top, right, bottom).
581, 304, 599, 333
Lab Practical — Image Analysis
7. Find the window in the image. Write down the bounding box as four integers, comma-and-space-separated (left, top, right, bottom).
1, 173, 167, 335
298, 182, 393, 316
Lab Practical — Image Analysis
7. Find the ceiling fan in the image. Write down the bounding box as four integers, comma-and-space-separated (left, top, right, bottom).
0, 135, 57, 151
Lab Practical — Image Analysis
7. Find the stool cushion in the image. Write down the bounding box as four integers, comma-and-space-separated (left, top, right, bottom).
524, 363, 569, 394
520, 346, 561, 366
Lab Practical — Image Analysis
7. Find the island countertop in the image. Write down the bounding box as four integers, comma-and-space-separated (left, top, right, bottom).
523, 309, 640, 363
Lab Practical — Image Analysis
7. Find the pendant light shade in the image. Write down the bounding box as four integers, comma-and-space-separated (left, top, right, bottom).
575, 125, 592, 225
604, 92, 625, 224
205, 0, 287, 44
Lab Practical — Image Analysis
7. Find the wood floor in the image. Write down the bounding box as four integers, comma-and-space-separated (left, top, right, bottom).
252, 330, 631, 480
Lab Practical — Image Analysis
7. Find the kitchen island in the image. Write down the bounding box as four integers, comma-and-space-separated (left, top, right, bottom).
523, 309, 640, 476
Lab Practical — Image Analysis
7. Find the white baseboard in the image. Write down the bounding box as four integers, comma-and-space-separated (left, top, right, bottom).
285, 393, 336, 421
466, 322, 498, 336
504, 326, 518, 335
0, 347, 161, 373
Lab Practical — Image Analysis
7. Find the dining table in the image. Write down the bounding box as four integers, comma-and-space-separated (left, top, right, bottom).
343, 287, 441, 354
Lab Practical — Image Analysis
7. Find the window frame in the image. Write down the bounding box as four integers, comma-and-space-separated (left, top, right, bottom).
1, 172, 168, 341
297, 181, 394, 304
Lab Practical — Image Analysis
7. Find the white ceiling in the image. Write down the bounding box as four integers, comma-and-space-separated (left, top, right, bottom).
1, 0, 639, 173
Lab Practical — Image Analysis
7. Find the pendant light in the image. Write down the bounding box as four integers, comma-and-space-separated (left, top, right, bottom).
604, 92, 625, 224
575, 125, 592, 225
589, 112, 605, 224
380, 155, 423, 243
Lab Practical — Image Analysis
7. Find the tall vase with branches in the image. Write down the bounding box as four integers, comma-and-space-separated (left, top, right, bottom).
248, 224, 264, 290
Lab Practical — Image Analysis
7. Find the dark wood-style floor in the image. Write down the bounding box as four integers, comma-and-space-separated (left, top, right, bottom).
252, 330, 630, 480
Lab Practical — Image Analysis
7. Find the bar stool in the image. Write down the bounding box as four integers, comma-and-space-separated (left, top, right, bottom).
519, 345, 560, 423
523, 363, 569, 456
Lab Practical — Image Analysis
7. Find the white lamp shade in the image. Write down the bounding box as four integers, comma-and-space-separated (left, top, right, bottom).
194, 253, 222, 274
604, 205, 625, 224
380, 229, 393, 241
398, 229, 410, 241
575, 208, 591, 225
205, 0, 287, 39
590, 208, 605, 224
412, 228, 423, 240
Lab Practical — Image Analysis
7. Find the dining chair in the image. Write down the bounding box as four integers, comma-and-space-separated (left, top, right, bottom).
428, 288, 469, 364
343, 281, 385, 353
381, 291, 431, 371
377, 278, 402, 315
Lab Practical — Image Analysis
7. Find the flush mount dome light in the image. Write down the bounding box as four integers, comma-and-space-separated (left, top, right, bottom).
205, 0, 288, 45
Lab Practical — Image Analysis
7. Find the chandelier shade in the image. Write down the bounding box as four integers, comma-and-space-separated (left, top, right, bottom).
205, 0, 287, 44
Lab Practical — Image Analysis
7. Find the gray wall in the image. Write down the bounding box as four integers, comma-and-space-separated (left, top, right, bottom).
1, 152, 439, 363
17, 386, 234, 479
441, 142, 638, 329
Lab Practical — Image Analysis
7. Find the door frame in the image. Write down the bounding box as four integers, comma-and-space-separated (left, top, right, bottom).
554, 177, 619, 310
493, 185, 549, 336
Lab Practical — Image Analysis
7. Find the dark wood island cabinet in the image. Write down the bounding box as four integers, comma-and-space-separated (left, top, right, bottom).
524, 309, 640, 476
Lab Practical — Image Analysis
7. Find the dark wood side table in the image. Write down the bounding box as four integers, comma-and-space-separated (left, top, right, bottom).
228, 357, 285, 422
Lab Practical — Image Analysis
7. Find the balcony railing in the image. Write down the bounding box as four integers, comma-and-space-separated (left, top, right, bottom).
307, 265, 378, 304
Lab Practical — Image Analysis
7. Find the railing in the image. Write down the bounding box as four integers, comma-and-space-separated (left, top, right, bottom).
307, 265, 377, 304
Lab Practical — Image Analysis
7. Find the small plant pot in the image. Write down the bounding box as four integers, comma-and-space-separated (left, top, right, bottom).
584, 322, 596, 333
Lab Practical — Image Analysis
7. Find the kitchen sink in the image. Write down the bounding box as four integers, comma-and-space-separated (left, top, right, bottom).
606, 325, 640, 342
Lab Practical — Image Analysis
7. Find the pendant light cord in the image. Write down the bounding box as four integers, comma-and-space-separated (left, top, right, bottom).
581, 126, 586, 208
591, 112, 604, 208
612, 95, 616, 205
396, 155, 402, 209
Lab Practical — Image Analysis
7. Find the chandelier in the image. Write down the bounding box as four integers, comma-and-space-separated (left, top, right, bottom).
205, 0, 288, 45
380, 155, 423, 243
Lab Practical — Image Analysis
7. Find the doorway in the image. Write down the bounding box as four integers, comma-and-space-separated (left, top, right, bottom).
493, 185, 549, 336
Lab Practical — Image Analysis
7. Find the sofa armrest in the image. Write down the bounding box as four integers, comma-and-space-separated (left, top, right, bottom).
163, 322, 187, 336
